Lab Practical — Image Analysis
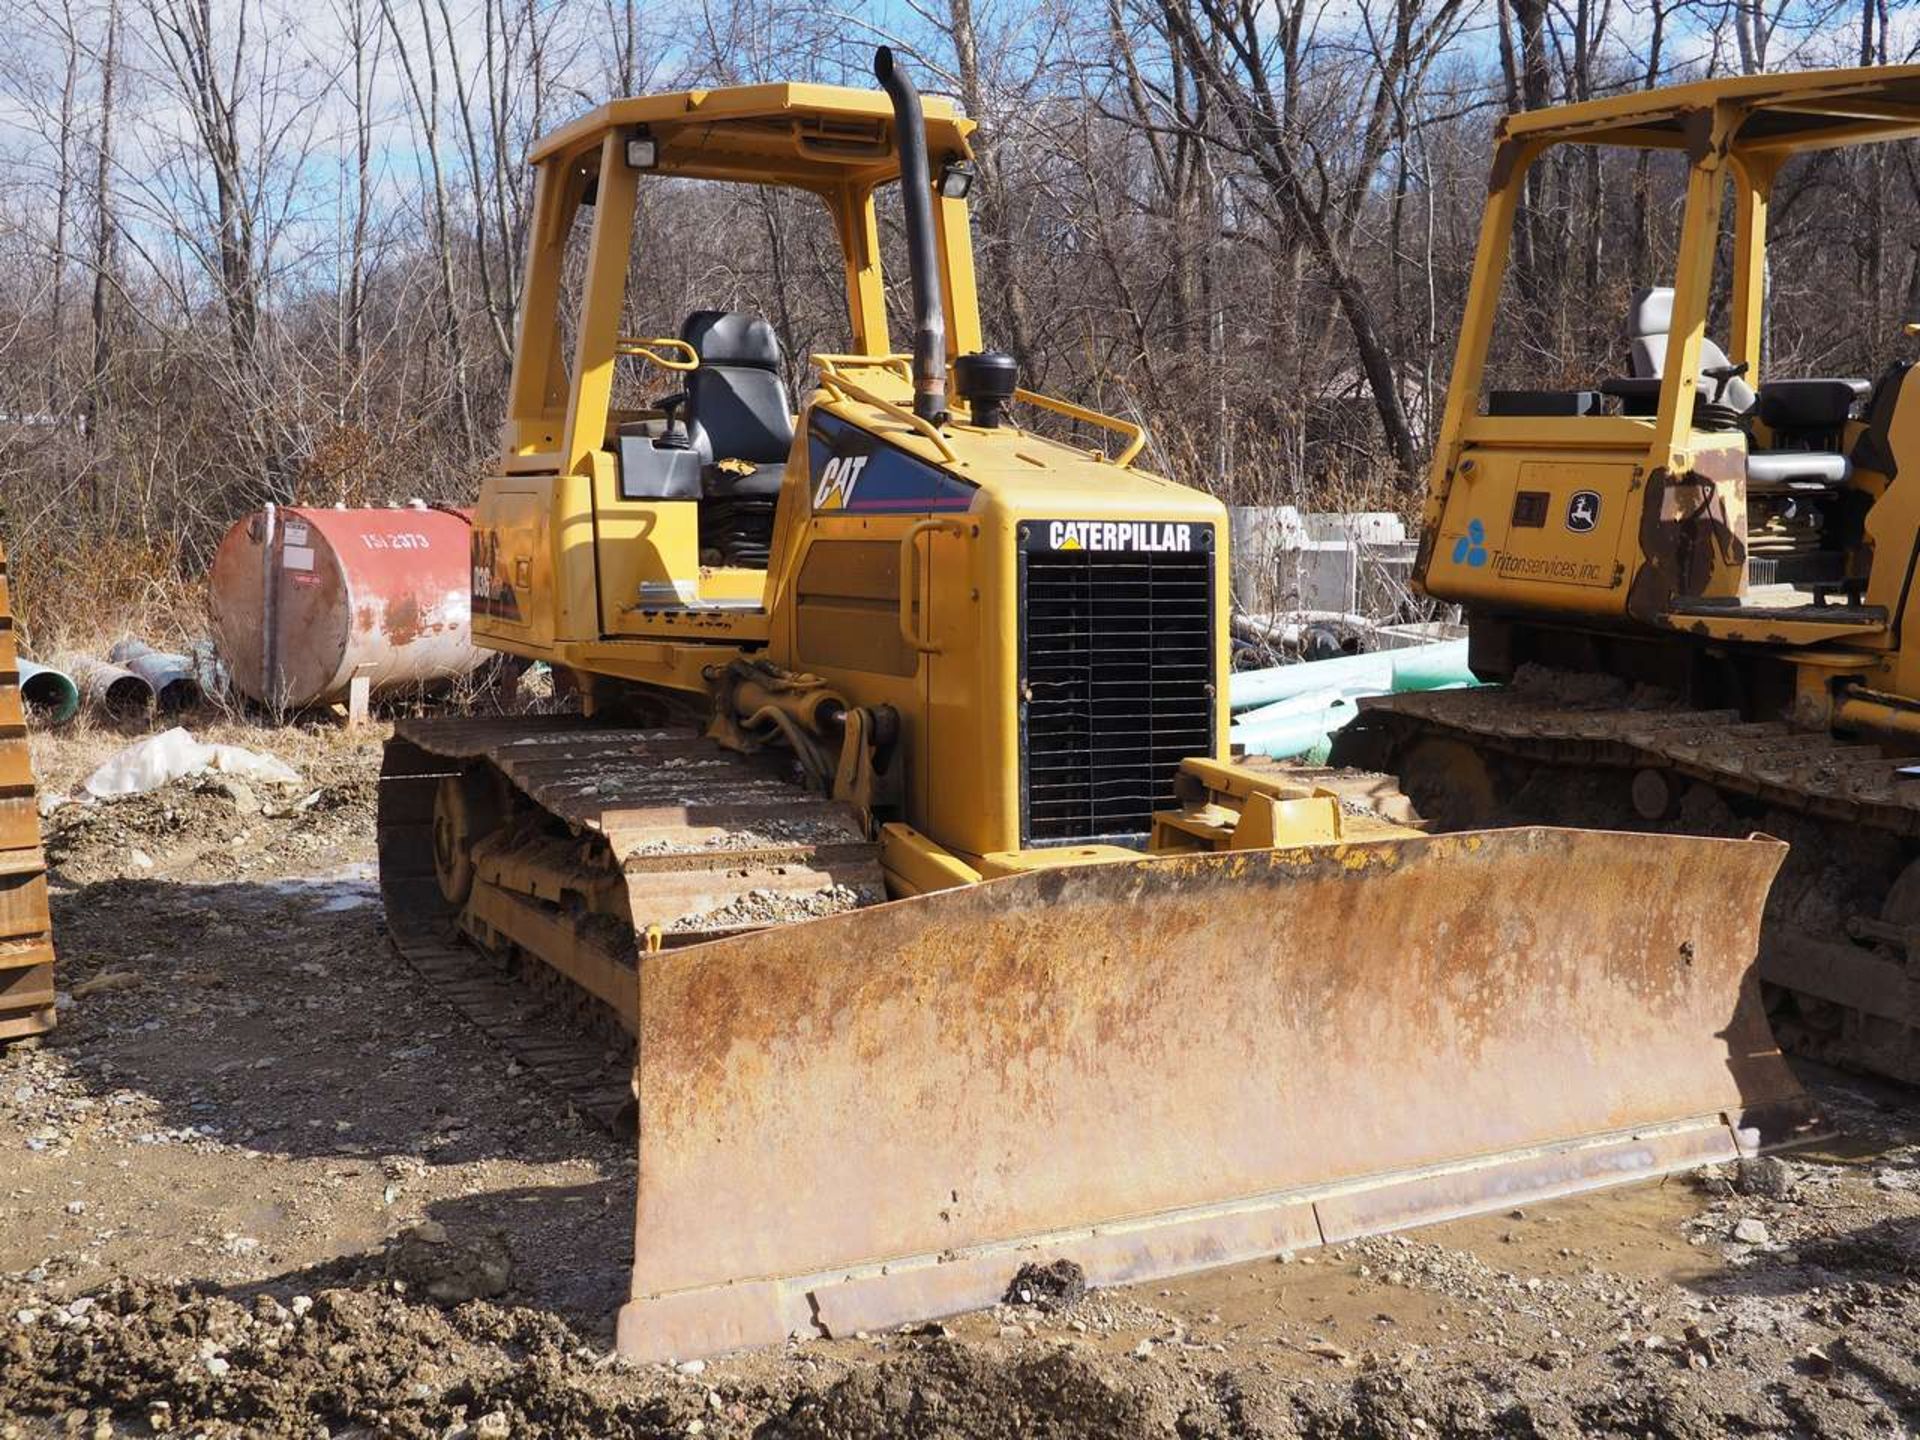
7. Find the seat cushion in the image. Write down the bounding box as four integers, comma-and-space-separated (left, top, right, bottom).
680, 310, 795, 466
1628, 287, 1673, 340
704, 462, 786, 499
1622, 287, 1755, 412
682, 310, 782, 369
685, 367, 793, 466
1631, 332, 1755, 412
1747, 451, 1851, 487
1758, 379, 1864, 431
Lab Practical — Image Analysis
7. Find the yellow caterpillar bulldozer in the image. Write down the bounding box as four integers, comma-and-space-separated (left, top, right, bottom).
1336, 64, 1920, 1087
376, 50, 1812, 1361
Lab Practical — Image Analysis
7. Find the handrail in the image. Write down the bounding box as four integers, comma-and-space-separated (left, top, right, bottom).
616, 336, 700, 371
899, 518, 968, 654
809, 355, 1148, 469
1013, 388, 1146, 467
813, 352, 914, 379
811, 357, 959, 463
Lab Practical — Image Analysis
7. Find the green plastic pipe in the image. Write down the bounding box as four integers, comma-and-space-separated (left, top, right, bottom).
1230, 697, 1358, 760
1231, 680, 1481, 761
19, 658, 79, 726
1228, 638, 1473, 711
1233, 686, 1352, 731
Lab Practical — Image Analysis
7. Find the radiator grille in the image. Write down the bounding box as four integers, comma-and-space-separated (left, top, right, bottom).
1019, 540, 1215, 844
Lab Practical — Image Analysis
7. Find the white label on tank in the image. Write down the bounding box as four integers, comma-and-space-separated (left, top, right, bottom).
283, 521, 309, 547
283, 544, 316, 572
359, 531, 431, 550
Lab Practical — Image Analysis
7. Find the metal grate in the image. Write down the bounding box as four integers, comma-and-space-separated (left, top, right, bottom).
1018, 539, 1215, 844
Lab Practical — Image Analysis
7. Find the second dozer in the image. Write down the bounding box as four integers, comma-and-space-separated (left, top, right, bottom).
376, 50, 1813, 1360
1336, 65, 1920, 1087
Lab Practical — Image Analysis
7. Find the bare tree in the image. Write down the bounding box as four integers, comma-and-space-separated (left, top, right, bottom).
145, 0, 260, 374
89, 0, 121, 443
379, 0, 476, 445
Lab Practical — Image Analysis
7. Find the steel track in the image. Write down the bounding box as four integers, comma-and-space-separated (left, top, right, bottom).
1351, 683, 1920, 1082
376, 716, 885, 1131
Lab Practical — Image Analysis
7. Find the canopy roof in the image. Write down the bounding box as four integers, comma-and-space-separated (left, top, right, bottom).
1499, 64, 1920, 153
529, 82, 974, 189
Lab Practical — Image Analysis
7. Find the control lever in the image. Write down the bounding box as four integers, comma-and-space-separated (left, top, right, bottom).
657, 393, 691, 450
1701, 360, 1750, 405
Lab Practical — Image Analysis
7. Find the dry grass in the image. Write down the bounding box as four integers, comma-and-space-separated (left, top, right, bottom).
9, 533, 211, 663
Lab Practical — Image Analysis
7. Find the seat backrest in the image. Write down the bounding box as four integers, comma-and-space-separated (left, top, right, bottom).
680, 311, 795, 465
1625, 285, 1755, 411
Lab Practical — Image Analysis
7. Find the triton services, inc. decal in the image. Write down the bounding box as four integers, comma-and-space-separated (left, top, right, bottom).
1448, 515, 1609, 587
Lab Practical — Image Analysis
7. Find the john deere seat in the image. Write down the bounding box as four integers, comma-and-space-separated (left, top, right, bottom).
1612, 286, 1861, 492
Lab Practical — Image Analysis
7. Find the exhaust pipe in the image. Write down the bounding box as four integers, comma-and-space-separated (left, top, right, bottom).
873, 47, 948, 425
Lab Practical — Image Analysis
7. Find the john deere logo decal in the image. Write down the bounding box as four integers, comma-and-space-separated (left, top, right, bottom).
1566, 490, 1601, 534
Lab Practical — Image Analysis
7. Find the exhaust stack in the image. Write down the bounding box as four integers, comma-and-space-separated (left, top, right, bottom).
873, 47, 948, 425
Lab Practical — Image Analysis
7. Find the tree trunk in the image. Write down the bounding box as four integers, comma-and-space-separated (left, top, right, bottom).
49, 0, 80, 410
382, 0, 476, 448
88, 0, 120, 456
948, 0, 1035, 369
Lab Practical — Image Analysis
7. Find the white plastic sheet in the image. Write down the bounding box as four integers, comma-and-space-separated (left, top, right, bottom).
83, 726, 302, 799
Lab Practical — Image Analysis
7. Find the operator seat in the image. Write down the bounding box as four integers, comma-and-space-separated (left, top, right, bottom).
679, 310, 794, 567
1621, 287, 1854, 493
1625, 287, 1756, 412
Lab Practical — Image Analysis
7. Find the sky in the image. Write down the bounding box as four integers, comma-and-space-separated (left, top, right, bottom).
0, 0, 1913, 315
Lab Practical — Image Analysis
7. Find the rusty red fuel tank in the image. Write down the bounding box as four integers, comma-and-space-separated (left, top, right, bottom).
209, 504, 485, 709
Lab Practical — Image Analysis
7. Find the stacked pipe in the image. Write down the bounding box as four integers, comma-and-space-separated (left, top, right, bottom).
20, 642, 206, 727
108, 639, 202, 713
69, 657, 154, 720
1229, 638, 1477, 761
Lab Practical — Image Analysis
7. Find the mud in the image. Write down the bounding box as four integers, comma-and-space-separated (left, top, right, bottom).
2, 723, 1919, 1438
1004, 1259, 1088, 1312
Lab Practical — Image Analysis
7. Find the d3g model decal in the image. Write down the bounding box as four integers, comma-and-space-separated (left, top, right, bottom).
470, 527, 524, 622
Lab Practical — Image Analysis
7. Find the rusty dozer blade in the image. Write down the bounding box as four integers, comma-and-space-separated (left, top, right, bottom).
617, 825, 1816, 1362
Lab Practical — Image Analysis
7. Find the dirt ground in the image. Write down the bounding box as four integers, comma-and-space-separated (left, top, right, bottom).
3, 719, 1919, 1438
